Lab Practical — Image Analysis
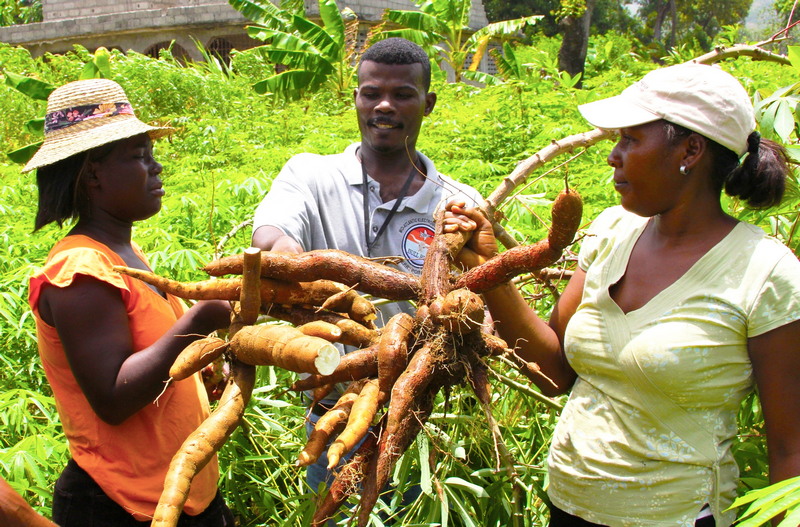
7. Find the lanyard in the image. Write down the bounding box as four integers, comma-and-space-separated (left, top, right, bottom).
361, 158, 419, 257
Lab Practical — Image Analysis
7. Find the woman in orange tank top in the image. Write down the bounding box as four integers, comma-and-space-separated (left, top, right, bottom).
25, 79, 234, 526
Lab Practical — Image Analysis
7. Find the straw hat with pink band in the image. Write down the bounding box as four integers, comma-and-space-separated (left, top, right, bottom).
23, 78, 173, 173
577, 62, 756, 157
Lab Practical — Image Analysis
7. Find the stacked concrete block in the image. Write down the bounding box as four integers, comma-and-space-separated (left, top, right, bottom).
0, 0, 490, 72
43, 0, 230, 21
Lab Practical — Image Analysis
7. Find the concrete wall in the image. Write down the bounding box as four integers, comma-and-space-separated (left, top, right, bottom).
0, 2, 249, 60
332, 0, 488, 27
42, 0, 220, 22
0, 0, 490, 68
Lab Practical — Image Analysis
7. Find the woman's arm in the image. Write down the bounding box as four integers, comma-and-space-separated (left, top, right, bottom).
0, 476, 56, 527
748, 319, 800, 484
39, 275, 231, 425
482, 271, 582, 396
445, 201, 580, 396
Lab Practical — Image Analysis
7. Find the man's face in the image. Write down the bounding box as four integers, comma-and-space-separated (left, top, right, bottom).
354, 60, 436, 155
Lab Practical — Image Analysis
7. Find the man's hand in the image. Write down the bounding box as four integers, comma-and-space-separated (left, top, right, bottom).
252, 226, 303, 253
270, 235, 304, 253
443, 200, 499, 269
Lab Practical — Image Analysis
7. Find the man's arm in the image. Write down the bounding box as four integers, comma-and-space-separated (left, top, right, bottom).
252, 225, 303, 253
251, 155, 315, 254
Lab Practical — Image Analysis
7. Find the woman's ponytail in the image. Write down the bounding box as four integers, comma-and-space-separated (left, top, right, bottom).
723, 131, 790, 209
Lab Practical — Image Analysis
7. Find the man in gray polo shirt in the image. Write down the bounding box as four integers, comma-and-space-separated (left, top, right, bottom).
251, 37, 483, 505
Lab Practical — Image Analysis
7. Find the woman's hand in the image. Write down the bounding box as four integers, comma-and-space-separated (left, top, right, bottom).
443, 200, 499, 269
0, 476, 57, 527
443, 199, 582, 396
183, 299, 232, 336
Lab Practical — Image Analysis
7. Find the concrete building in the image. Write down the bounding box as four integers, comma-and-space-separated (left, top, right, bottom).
0, 0, 490, 71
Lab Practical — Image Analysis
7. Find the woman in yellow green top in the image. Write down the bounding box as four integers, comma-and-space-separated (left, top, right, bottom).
445, 63, 800, 526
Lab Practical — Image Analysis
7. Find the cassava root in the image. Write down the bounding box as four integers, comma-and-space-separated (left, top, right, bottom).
134, 187, 582, 527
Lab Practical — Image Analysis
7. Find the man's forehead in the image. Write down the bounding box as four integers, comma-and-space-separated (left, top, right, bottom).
358, 61, 425, 87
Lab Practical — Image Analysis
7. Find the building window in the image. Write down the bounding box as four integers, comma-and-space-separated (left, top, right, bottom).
207, 37, 233, 66
144, 41, 190, 63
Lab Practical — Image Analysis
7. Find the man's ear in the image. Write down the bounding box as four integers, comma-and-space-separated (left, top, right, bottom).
424, 92, 437, 116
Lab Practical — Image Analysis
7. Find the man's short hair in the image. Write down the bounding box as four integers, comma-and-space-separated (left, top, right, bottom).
358, 37, 432, 92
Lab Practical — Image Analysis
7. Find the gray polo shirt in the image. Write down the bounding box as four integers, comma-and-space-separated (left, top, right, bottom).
253, 142, 484, 325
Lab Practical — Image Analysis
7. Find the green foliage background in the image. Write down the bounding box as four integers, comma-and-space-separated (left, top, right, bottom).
0, 31, 798, 526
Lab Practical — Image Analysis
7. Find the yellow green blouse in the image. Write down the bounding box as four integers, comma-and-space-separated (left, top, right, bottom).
547, 206, 800, 527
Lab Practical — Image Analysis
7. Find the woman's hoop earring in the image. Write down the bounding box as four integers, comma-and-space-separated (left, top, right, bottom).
679, 165, 688, 175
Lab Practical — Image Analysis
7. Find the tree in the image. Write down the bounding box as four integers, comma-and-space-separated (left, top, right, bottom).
634, 0, 753, 50
681, 0, 752, 49
483, 0, 638, 37
380, 0, 541, 83
0, 0, 41, 26
483, 0, 561, 34
228, 0, 361, 100
775, 0, 800, 22
591, 0, 641, 35
482, 0, 639, 85
556, 0, 596, 86
648, 0, 677, 48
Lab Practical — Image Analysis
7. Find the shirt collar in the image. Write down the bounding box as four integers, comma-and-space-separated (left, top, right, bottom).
344, 143, 364, 186
346, 143, 441, 214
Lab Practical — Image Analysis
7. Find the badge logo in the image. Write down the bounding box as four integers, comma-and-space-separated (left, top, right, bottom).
401, 223, 435, 269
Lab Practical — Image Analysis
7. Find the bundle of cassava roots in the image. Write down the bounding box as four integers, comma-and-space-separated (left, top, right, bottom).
114, 189, 582, 527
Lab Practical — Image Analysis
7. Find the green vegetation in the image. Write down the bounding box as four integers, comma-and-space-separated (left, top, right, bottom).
0, 0, 41, 27
0, 28, 798, 526
380, 0, 541, 83
229, 0, 361, 100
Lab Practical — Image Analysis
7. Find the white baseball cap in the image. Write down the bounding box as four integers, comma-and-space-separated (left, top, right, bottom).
578, 63, 756, 156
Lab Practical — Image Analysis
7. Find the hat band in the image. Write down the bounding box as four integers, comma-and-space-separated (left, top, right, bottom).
44, 102, 134, 134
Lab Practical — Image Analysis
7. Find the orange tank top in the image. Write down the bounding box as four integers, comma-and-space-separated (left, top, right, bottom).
28, 235, 218, 521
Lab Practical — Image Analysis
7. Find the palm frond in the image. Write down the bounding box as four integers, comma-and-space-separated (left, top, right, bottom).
253, 69, 324, 98
318, 0, 346, 49
228, 0, 288, 26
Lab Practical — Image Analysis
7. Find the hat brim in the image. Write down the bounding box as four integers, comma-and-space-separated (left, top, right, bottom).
578, 93, 663, 131
22, 116, 173, 173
